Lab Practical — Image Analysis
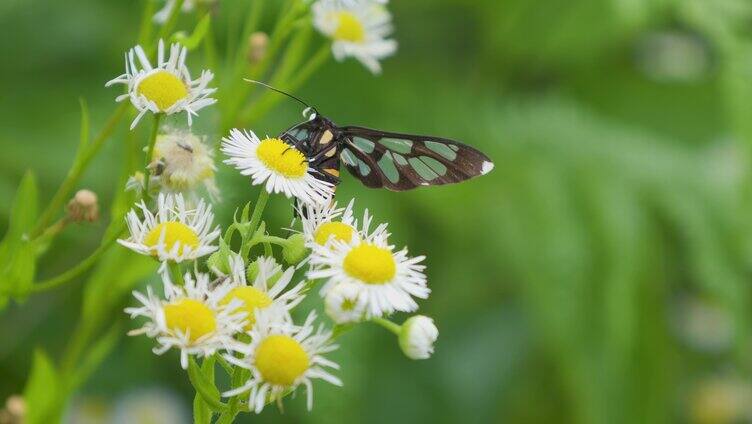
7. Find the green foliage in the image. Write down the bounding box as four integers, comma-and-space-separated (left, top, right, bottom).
2, 0, 752, 422
0, 171, 38, 302
23, 350, 61, 424
173, 14, 213, 51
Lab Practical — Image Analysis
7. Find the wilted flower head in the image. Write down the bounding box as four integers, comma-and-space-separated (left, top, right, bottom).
67, 189, 100, 223
149, 129, 219, 200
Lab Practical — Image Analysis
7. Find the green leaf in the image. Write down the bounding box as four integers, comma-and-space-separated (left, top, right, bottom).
80, 249, 156, 334
188, 357, 227, 412
23, 349, 61, 424
69, 322, 122, 391
0, 171, 39, 299
193, 357, 217, 424
78, 98, 90, 150
206, 237, 233, 275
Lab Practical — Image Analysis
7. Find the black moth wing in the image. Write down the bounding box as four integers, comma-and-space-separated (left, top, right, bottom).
279, 117, 342, 186
339, 126, 494, 191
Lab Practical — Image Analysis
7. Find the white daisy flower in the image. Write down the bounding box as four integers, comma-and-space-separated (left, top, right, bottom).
298, 198, 360, 247
307, 220, 429, 317
118, 193, 220, 263
148, 128, 220, 200
125, 269, 246, 369
106, 40, 216, 129
223, 306, 342, 413
398, 315, 438, 360
221, 129, 334, 205
214, 254, 306, 330
324, 282, 367, 324
312, 0, 397, 74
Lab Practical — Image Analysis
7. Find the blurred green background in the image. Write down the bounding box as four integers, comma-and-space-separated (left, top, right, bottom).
3, 0, 752, 422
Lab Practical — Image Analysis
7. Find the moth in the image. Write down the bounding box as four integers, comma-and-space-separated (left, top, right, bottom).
250, 80, 494, 192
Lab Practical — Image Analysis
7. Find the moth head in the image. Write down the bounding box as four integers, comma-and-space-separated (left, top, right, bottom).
303, 106, 318, 121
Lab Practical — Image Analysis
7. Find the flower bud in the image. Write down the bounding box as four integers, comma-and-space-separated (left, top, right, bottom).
398, 315, 438, 360
0, 395, 25, 424
248, 32, 269, 64
282, 233, 308, 265
325, 283, 366, 324
66, 189, 99, 223
207, 238, 232, 276
246, 257, 283, 287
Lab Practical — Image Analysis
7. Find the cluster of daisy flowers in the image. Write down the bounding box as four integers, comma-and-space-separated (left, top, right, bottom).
106, 0, 435, 415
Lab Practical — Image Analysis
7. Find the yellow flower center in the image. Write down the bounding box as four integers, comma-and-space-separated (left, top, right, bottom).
333, 12, 366, 43
163, 299, 216, 342
220, 286, 272, 330
137, 70, 189, 111
144, 221, 200, 256
256, 138, 308, 178
255, 335, 310, 386
314, 222, 355, 246
343, 243, 396, 284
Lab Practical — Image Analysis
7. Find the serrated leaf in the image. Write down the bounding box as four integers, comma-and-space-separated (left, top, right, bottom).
23, 349, 61, 424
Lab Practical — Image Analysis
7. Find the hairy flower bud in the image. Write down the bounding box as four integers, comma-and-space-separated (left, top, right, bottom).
207, 238, 232, 275
246, 257, 283, 288
398, 315, 438, 360
282, 233, 308, 265
66, 189, 99, 223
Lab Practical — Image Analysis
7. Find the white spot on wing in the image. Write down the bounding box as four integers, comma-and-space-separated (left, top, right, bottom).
481, 161, 494, 175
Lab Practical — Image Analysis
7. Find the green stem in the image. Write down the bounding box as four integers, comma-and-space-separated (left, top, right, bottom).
232, 0, 264, 69
188, 357, 229, 412
168, 261, 184, 285
247, 189, 269, 237
218, 360, 249, 422
372, 317, 402, 335
142, 114, 162, 200
258, 235, 288, 247
30, 223, 126, 293
35, 217, 70, 250
239, 190, 270, 259
238, 43, 330, 126
157, 0, 185, 43
220, 0, 303, 133
138, 0, 156, 45
331, 323, 355, 340
31, 103, 128, 238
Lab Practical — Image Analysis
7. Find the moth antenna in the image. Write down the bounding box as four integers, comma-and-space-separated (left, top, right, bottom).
243, 79, 314, 114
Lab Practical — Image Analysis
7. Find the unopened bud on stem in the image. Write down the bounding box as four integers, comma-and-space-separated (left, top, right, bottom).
248, 32, 269, 65
67, 189, 99, 223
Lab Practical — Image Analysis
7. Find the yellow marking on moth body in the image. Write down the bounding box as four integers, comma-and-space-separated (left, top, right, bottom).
319, 131, 334, 145
325, 148, 337, 158
324, 168, 340, 177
